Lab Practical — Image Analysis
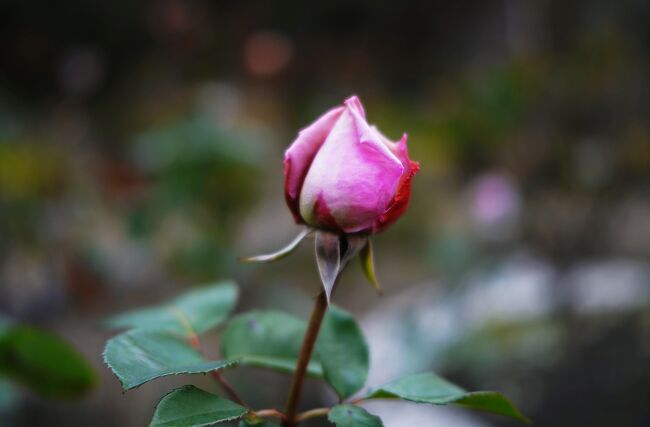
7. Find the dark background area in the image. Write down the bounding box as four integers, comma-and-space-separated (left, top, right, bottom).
1, 1, 649, 426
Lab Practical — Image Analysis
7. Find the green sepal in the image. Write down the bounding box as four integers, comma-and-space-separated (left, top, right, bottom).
239, 229, 312, 263
360, 240, 382, 294
315, 231, 341, 304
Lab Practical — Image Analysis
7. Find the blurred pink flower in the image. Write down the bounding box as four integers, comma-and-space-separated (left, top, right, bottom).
471, 173, 520, 229
284, 96, 419, 234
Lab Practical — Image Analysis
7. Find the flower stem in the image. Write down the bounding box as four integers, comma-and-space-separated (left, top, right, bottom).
283, 290, 329, 427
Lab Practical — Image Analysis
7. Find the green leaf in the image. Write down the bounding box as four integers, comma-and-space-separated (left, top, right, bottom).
328, 405, 383, 427
106, 281, 238, 334
367, 372, 464, 401
452, 392, 530, 422
104, 329, 236, 391
0, 326, 96, 398
221, 311, 322, 377
366, 373, 529, 423
317, 307, 369, 399
150, 385, 247, 427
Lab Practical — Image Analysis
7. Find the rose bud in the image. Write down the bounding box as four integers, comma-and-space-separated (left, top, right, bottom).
241, 95, 418, 301
284, 96, 419, 234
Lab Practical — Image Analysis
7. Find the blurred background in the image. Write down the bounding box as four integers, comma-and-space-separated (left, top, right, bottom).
1, 0, 649, 426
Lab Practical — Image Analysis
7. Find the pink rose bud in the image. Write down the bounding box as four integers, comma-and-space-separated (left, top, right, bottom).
284, 96, 419, 234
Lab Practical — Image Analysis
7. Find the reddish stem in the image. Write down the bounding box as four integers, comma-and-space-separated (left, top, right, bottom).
185, 328, 249, 409
282, 291, 329, 427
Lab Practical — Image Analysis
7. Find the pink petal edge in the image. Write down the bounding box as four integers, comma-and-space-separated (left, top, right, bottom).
284, 105, 345, 223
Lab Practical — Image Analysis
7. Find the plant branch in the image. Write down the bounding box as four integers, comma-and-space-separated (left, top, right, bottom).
282, 290, 329, 426
255, 408, 287, 421
210, 370, 249, 408
175, 308, 250, 409
295, 407, 330, 422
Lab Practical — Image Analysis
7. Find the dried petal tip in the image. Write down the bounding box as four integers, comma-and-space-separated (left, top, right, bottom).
315, 231, 341, 304
239, 228, 312, 263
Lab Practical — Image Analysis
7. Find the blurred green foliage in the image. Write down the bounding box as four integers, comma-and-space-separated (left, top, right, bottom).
0, 0, 648, 425
0, 324, 96, 399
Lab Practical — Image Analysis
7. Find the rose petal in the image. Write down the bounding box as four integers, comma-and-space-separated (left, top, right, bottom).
299, 105, 404, 233
373, 134, 420, 233
344, 95, 366, 119
370, 125, 401, 154
348, 105, 402, 168
284, 105, 345, 223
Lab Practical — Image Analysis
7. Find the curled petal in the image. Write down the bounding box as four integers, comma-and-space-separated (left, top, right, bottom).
348, 105, 402, 168
284, 106, 345, 223
344, 95, 366, 119
374, 134, 420, 233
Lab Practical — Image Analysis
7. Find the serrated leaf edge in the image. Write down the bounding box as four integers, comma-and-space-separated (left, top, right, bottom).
366, 387, 530, 424
102, 334, 238, 391
328, 404, 384, 427
104, 281, 239, 334
149, 385, 248, 427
